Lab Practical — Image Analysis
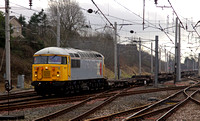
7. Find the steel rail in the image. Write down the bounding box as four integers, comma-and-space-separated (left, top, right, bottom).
0, 86, 185, 112
85, 87, 186, 121
86, 86, 192, 121
0, 95, 41, 105
127, 104, 176, 120
33, 89, 113, 121
0, 90, 36, 101
0, 95, 92, 111
156, 89, 199, 121
188, 77, 200, 82
1, 86, 184, 105
33, 87, 132, 121
85, 104, 151, 121
133, 85, 200, 120
34, 98, 93, 121
124, 83, 199, 121
0, 93, 96, 106
123, 90, 184, 120
120, 86, 187, 97
97, 86, 199, 121
190, 90, 200, 107
0, 88, 127, 111
69, 87, 131, 121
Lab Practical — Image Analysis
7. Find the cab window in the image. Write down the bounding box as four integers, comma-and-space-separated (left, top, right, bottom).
48, 56, 62, 64
62, 57, 67, 64
34, 56, 48, 64
34, 56, 67, 64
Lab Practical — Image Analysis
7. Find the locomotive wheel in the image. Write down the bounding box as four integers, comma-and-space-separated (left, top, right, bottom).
41, 93, 47, 97
64, 82, 75, 94
64, 84, 71, 95
36, 89, 46, 97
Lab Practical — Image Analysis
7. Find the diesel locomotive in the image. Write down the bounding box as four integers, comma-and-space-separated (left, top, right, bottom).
31, 47, 108, 96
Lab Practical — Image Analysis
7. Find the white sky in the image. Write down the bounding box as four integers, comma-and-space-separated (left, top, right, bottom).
1, 0, 200, 61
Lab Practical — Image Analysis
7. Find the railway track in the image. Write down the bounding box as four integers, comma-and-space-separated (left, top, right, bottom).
0, 78, 194, 120
34, 87, 132, 121
0, 86, 186, 112
84, 80, 200, 121
0, 89, 36, 101
157, 85, 200, 120
31, 86, 187, 121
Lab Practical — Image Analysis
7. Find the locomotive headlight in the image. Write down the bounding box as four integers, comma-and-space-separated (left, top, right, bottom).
57, 72, 60, 77
45, 67, 48, 70
35, 71, 37, 77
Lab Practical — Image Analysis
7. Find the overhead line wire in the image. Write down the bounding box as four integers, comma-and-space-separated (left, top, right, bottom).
113, 0, 178, 45
91, 0, 115, 29
10, 2, 40, 12
81, 4, 177, 39
113, 0, 159, 30
167, 0, 185, 30
10, 11, 30, 19
105, 14, 142, 25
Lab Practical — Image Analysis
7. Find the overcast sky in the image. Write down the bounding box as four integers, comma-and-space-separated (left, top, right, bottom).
1, 0, 200, 61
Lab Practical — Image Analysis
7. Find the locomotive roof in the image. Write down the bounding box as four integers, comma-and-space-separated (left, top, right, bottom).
34, 47, 104, 59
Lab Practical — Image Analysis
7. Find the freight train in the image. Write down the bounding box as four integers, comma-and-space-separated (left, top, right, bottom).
31, 47, 108, 96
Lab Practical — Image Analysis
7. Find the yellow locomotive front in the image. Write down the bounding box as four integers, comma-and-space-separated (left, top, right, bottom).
32, 51, 71, 95
32, 55, 71, 81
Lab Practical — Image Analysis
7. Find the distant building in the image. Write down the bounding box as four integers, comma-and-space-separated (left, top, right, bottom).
9, 16, 24, 38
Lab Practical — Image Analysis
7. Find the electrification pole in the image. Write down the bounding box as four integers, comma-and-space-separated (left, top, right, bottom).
174, 17, 178, 84
166, 52, 169, 73
139, 38, 142, 75
155, 36, 159, 87
151, 42, 153, 76
117, 44, 120, 79
178, 21, 181, 81
143, 0, 145, 30
165, 48, 167, 72
114, 22, 118, 80
198, 53, 200, 77
5, 0, 11, 89
174, 17, 181, 83
56, 1, 60, 47
159, 47, 161, 73
169, 53, 172, 73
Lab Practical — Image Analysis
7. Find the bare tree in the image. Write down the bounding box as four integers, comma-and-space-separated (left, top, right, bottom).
48, 0, 86, 46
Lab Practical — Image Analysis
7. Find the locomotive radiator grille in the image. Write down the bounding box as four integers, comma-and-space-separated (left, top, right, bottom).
43, 70, 51, 78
